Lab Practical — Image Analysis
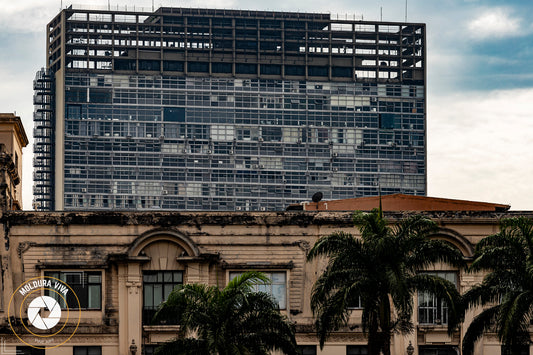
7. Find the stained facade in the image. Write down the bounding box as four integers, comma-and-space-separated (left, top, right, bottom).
33, 6, 426, 211
0, 113, 28, 210
0, 209, 527, 355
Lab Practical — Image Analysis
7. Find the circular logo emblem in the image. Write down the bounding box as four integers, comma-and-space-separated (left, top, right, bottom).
27, 296, 62, 330
8, 276, 81, 349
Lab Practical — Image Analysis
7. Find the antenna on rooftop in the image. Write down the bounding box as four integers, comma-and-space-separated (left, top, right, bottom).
380, 7, 383, 21
405, 0, 408, 22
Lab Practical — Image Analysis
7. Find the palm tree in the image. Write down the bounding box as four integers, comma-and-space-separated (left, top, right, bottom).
462, 217, 533, 355
307, 209, 465, 355
152, 271, 298, 355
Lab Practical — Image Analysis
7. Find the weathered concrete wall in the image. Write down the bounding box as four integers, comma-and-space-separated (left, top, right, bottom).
0, 210, 528, 354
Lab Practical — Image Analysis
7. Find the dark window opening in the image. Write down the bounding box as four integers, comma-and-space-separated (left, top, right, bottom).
502, 345, 529, 355
44, 271, 102, 309
74, 346, 102, 355
285, 65, 305, 76
332, 66, 352, 78
188, 62, 209, 73
143, 271, 183, 324
419, 346, 459, 355
163, 61, 184, 71
308, 66, 328, 77
163, 107, 185, 122
16, 347, 45, 355
114, 59, 136, 71
139, 60, 161, 71
236, 63, 257, 74
260, 64, 281, 75
212, 62, 232, 73
65, 88, 87, 103
89, 89, 112, 104
379, 113, 396, 129
66, 104, 82, 119
298, 345, 317, 355
346, 345, 369, 355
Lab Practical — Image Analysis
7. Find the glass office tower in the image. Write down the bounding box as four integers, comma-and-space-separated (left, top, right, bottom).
33, 6, 426, 211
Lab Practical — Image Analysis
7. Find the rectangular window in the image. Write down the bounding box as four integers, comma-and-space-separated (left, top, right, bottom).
418, 272, 457, 325
379, 113, 396, 129
74, 346, 102, 355
229, 271, 286, 309
188, 62, 209, 72
89, 88, 112, 103
502, 345, 529, 355
163, 107, 185, 122
285, 65, 305, 76
66, 104, 82, 119
45, 271, 102, 309
235, 63, 257, 74
16, 347, 45, 355
143, 345, 158, 355
298, 345, 317, 355
260, 64, 281, 75
308, 66, 328, 77
347, 295, 362, 309
139, 60, 161, 71
419, 346, 459, 355
347, 345, 369, 355
332, 66, 352, 78
143, 271, 183, 324
163, 61, 184, 71
65, 88, 87, 103
212, 62, 232, 73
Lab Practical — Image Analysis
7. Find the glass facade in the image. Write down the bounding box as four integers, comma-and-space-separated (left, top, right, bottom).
61, 74, 425, 210
34, 7, 426, 211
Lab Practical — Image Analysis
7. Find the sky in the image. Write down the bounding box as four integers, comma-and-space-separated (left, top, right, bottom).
1, 0, 532, 210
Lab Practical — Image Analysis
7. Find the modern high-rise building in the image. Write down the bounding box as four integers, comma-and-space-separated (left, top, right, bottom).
33, 6, 426, 211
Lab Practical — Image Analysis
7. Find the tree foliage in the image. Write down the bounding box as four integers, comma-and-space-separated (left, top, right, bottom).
307, 209, 465, 355
462, 217, 533, 355
153, 271, 298, 355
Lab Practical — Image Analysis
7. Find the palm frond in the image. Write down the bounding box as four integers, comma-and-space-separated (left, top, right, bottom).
462, 305, 500, 355
307, 231, 362, 261
408, 273, 463, 333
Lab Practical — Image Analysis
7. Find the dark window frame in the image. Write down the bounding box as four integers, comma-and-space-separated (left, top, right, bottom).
346, 345, 369, 355
298, 345, 317, 355
74, 346, 102, 355
418, 271, 457, 326
142, 270, 183, 324
44, 270, 102, 310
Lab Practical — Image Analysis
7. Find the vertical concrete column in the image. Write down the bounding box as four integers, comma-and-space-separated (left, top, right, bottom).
118, 262, 143, 355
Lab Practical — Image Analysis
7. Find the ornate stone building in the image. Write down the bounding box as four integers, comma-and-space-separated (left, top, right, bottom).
0, 207, 525, 355
0, 113, 28, 210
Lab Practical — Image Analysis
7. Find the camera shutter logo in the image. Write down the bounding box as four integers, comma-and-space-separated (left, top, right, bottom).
8, 276, 82, 350
27, 296, 62, 330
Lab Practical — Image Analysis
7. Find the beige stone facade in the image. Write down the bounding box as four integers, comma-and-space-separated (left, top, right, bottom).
0, 113, 28, 210
0, 210, 526, 355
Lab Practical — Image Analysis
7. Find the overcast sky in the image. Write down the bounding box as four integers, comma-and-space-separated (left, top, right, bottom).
1, 0, 532, 210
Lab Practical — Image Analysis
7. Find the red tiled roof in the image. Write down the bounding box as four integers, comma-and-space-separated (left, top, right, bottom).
289, 194, 510, 212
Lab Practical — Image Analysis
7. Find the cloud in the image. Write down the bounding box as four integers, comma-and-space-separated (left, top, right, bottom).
467, 7, 522, 40
428, 88, 533, 210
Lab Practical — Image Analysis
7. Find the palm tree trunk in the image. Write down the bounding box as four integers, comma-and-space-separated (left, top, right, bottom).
379, 297, 392, 355
367, 311, 381, 355
381, 332, 392, 355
